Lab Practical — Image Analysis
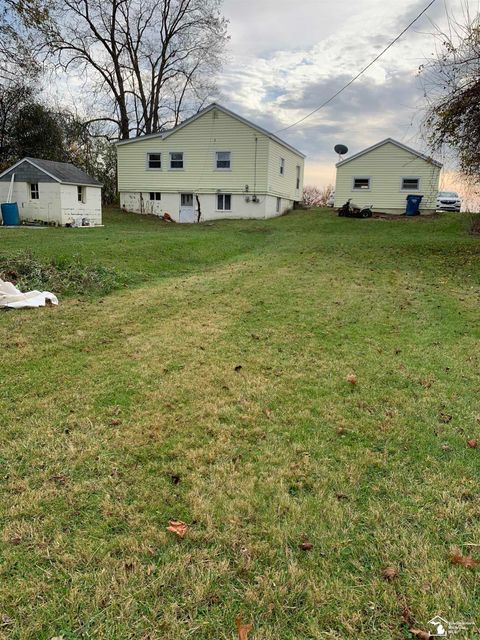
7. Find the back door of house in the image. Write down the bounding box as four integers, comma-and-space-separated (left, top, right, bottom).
179, 193, 195, 223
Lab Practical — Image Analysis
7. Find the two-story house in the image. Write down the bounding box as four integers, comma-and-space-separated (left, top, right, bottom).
116, 103, 306, 222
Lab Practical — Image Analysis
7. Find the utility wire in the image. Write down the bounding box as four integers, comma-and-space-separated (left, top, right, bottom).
275, 0, 438, 134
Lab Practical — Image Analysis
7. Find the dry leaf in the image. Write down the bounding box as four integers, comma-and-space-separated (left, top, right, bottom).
235, 615, 253, 640
166, 520, 188, 538
335, 492, 349, 501
346, 373, 357, 385
410, 629, 430, 639
450, 547, 479, 569
401, 605, 414, 626
381, 566, 399, 581
439, 413, 452, 423
234, 365, 243, 372
467, 439, 478, 449
298, 541, 314, 551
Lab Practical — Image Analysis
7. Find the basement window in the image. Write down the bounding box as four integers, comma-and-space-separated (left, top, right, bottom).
401, 177, 420, 190
276, 197, 281, 213
217, 194, 231, 211
296, 165, 301, 190
280, 158, 285, 176
353, 177, 370, 190
149, 192, 161, 201
30, 183, 39, 200
147, 153, 161, 169
77, 186, 86, 203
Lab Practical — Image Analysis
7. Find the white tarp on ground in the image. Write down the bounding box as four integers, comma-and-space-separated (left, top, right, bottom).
0, 279, 58, 309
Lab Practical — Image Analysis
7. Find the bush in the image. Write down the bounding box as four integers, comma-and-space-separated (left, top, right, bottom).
467, 213, 480, 235
0, 252, 128, 297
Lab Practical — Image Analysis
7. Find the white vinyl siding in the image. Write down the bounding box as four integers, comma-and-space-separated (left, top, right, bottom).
117, 107, 305, 203
334, 141, 441, 213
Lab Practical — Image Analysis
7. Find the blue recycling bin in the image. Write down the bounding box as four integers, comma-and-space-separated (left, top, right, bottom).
1, 202, 20, 225
405, 195, 423, 216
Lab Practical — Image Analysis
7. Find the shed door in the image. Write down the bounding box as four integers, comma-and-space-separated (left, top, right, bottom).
179, 193, 195, 223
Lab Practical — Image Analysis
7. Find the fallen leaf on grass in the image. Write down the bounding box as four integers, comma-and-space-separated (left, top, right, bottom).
346, 373, 357, 385
410, 629, 430, 639
439, 413, 452, 423
0, 615, 13, 627
401, 605, 414, 626
335, 492, 349, 501
234, 365, 243, 372
166, 520, 188, 538
109, 418, 122, 426
298, 541, 314, 551
467, 439, 478, 449
381, 566, 399, 581
235, 616, 253, 640
450, 547, 479, 569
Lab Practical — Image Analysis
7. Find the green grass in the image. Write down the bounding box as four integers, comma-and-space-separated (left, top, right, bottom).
0, 207, 479, 639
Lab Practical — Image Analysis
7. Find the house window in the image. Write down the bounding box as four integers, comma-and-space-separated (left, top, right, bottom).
181, 193, 193, 207
296, 165, 301, 190
77, 186, 86, 203
147, 153, 161, 169
276, 197, 281, 213
149, 192, 161, 201
217, 194, 231, 211
170, 152, 184, 169
215, 151, 231, 169
30, 183, 39, 200
353, 177, 370, 190
401, 177, 420, 190
280, 158, 285, 176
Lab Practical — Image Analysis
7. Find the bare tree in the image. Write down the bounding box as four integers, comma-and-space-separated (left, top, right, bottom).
7, 0, 229, 139
302, 184, 334, 208
420, 3, 480, 180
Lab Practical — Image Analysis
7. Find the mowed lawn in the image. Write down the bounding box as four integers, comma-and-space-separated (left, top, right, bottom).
0, 208, 479, 640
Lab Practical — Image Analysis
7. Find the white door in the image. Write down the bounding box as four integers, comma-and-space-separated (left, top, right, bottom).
179, 193, 195, 223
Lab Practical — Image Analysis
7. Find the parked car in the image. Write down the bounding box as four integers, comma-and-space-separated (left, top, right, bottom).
327, 191, 335, 207
437, 191, 461, 212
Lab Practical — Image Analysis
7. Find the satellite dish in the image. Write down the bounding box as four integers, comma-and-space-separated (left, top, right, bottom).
334, 144, 349, 156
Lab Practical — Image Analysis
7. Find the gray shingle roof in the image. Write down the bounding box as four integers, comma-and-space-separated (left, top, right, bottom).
24, 158, 102, 186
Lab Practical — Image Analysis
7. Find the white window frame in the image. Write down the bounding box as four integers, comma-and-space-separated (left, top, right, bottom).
352, 176, 371, 191
149, 192, 161, 201
77, 185, 86, 203
180, 193, 193, 207
276, 197, 281, 213
215, 151, 231, 170
216, 193, 232, 211
401, 177, 420, 191
279, 158, 285, 176
296, 165, 301, 190
169, 152, 184, 170
30, 183, 39, 200
146, 152, 162, 170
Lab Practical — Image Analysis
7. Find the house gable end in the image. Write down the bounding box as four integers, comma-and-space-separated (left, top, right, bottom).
0, 160, 58, 183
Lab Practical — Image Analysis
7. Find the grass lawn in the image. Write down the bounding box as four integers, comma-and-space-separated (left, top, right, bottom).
0, 208, 479, 639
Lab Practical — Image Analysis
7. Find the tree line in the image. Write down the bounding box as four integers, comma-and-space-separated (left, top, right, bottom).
0, 0, 228, 202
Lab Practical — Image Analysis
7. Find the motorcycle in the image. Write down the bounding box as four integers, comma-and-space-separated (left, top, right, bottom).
338, 199, 373, 218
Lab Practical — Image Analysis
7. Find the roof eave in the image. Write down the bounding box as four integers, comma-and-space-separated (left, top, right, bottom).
335, 138, 442, 169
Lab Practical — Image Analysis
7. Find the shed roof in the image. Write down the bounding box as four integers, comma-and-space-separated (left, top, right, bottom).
116, 103, 306, 159
335, 138, 442, 169
0, 158, 102, 186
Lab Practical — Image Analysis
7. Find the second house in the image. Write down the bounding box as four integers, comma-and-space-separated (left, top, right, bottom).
116, 103, 305, 222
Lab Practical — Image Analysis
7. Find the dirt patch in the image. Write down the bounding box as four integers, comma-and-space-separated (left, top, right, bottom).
371, 212, 441, 221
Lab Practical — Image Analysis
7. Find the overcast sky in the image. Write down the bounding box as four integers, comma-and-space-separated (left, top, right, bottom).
216, 0, 473, 187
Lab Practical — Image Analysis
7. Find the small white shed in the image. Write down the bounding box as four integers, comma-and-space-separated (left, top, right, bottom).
334, 139, 442, 214
0, 157, 102, 226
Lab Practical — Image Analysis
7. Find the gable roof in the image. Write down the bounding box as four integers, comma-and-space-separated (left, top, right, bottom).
116, 103, 306, 158
0, 158, 102, 186
336, 138, 442, 168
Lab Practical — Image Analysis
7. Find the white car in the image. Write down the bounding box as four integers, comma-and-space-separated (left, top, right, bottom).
437, 191, 461, 212
326, 191, 335, 207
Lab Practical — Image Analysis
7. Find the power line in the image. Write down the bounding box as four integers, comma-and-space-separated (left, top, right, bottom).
275, 0, 438, 134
